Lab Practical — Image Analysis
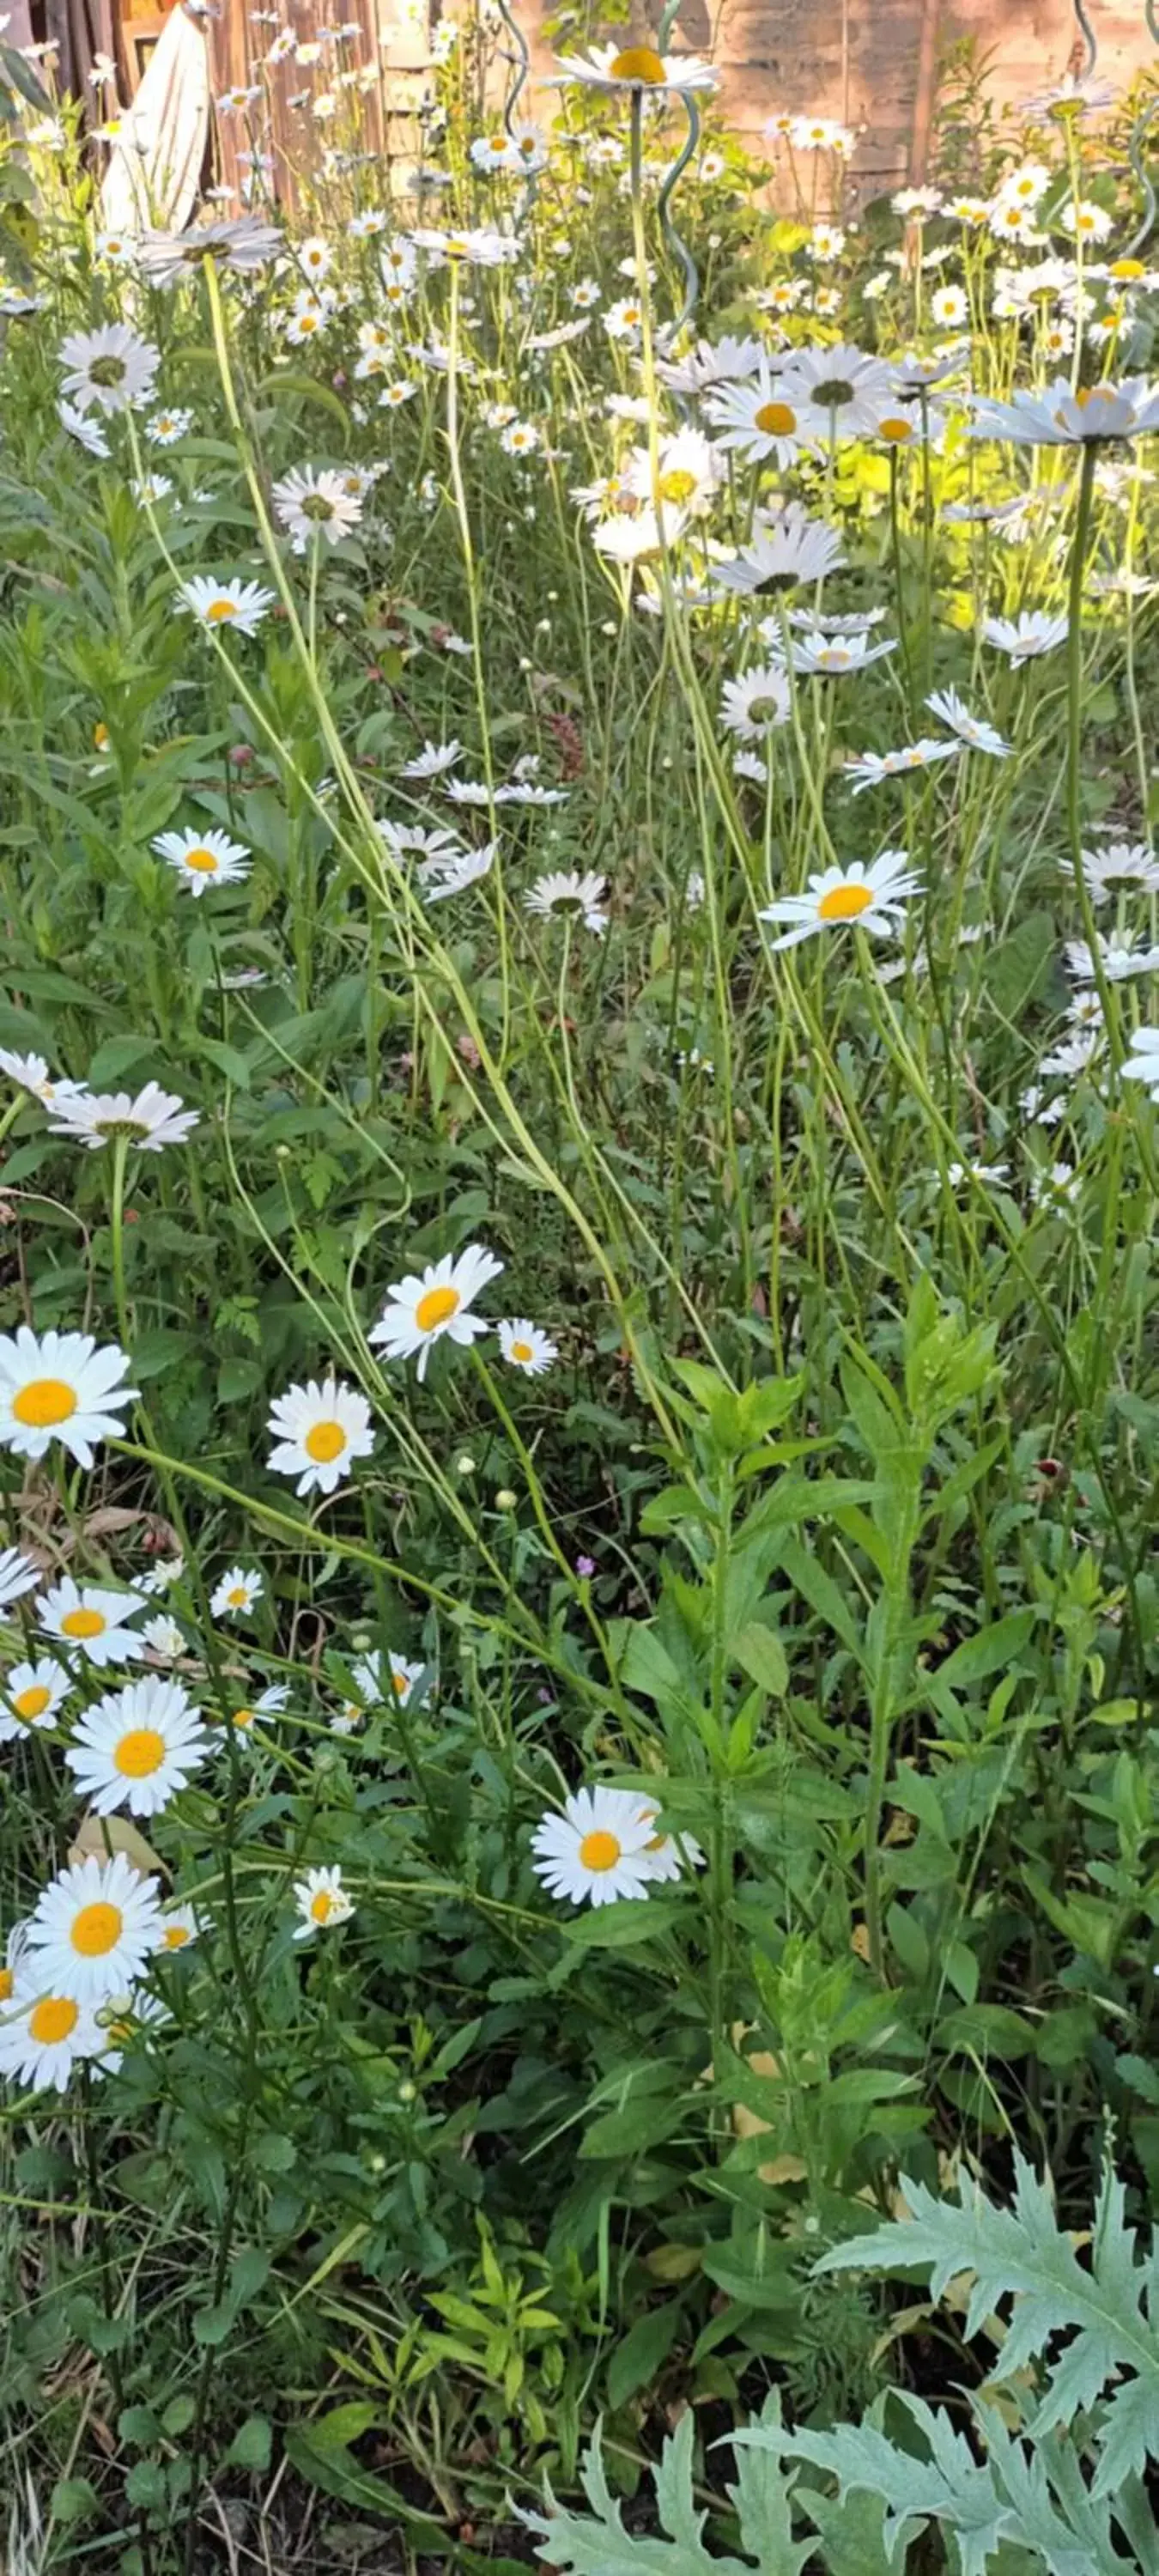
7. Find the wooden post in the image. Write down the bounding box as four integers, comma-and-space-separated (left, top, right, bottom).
907, 0, 941, 184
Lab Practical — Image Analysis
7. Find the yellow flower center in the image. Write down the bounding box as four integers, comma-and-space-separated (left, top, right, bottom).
62, 1607, 106, 1639
93, 721, 109, 750
227, 1585, 248, 1606
162, 1923, 191, 1947
415, 1284, 460, 1334
206, 598, 237, 621
184, 846, 220, 874
818, 881, 874, 921
819, 647, 851, 667
878, 416, 913, 443
12, 1377, 77, 1429
510, 1339, 534, 1364
1110, 258, 1144, 279
391, 1670, 410, 1695
114, 1727, 167, 1777
658, 468, 696, 502
755, 400, 797, 436
231, 1707, 255, 1729
0, 1966, 11, 2001
13, 1684, 51, 1722
608, 45, 665, 82
311, 1889, 336, 1922
304, 1419, 347, 1463
578, 1828, 622, 1872
298, 313, 319, 331
70, 1900, 122, 1957
29, 1996, 78, 2044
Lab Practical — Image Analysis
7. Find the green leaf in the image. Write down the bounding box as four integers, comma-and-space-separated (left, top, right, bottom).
283, 2428, 452, 2548
732, 1622, 788, 1698
50, 2478, 100, 2526
226, 2416, 272, 2471
605, 2300, 683, 2408
124, 2461, 167, 2512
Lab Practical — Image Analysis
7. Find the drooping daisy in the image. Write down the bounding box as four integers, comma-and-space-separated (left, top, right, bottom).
25, 1851, 163, 2004
156, 1903, 199, 1954
0, 1976, 105, 2092
1067, 933, 1159, 984
498, 1319, 558, 1375
760, 849, 921, 950
530, 1785, 655, 1908
0, 1050, 82, 1104
369, 1243, 503, 1382
550, 42, 717, 94
152, 824, 252, 896
0, 1546, 41, 1609
944, 1160, 1010, 1188
399, 738, 462, 781
0, 1658, 71, 1742
925, 687, 1011, 756
58, 399, 111, 458
351, 1647, 425, 1708
711, 506, 845, 598
525, 872, 608, 933
972, 376, 1159, 447
0, 1328, 137, 1468
705, 363, 814, 467
179, 577, 276, 635
48, 1084, 199, 1152
58, 322, 160, 416
719, 665, 792, 741
981, 610, 1068, 661
265, 1376, 374, 1498
421, 843, 497, 902
293, 1864, 355, 1939
142, 1613, 185, 1662
65, 1677, 208, 1817
272, 465, 364, 548
845, 738, 959, 792
209, 1566, 264, 1619
38, 1578, 146, 1668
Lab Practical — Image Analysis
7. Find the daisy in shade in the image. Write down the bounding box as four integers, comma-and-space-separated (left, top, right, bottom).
218, 1684, 289, 1741
352, 1647, 425, 1707
705, 363, 813, 468
925, 687, 1010, 756
58, 322, 160, 415
422, 843, 496, 902
1121, 1029, 1159, 1097
369, 1242, 503, 1382
59, 400, 111, 457
157, 1903, 199, 1954
525, 872, 608, 933
272, 465, 364, 548
0, 1328, 137, 1468
49, 1084, 199, 1152
982, 610, 1068, 661
265, 1376, 374, 1498
65, 1678, 208, 1817
0, 1974, 105, 2093
0, 1546, 41, 1609
142, 1613, 185, 1662
293, 1865, 355, 1939
400, 738, 462, 781
25, 1851, 163, 2005
845, 738, 959, 792
0, 1659, 71, 1741
972, 375, 1159, 447
179, 576, 276, 635
498, 1319, 557, 1375
760, 849, 921, 950
209, 1566, 264, 1619
38, 1578, 146, 1668
711, 506, 845, 598
550, 42, 716, 94
0, 1050, 82, 1104
152, 824, 251, 896
635, 1804, 706, 1882
1078, 841, 1159, 902
720, 666, 792, 741
531, 1785, 655, 1907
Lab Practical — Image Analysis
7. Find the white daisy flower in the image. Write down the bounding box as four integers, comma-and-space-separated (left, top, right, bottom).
550, 41, 717, 94
152, 824, 252, 896
1078, 841, 1159, 902
92, 1989, 171, 2077
0, 1977, 105, 2092
0, 1546, 41, 1608
0, 1658, 72, 1741
351, 1647, 425, 1708
719, 665, 792, 741
400, 738, 462, 781
25, 1852, 163, 2005
156, 1903, 199, 1954
972, 376, 1159, 447
58, 399, 110, 457
421, 842, 497, 902
845, 738, 959, 791
272, 465, 364, 548
785, 629, 897, 677
705, 363, 814, 467
925, 686, 1010, 756
147, 407, 192, 446
944, 1160, 1010, 1188
58, 322, 160, 416
411, 224, 520, 268
219, 1684, 288, 1740
265, 1376, 374, 1498
48, 1084, 199, 1152
142, 1614, 185, 1662
498, 1319, 557, 1375
525, 871, 608, 933
1068, 934, 1159, 983
369, 1243, 503, 1382
293, 1864, 355, 1939
760, 848, 921, 950
38, 1578, 146, 1668
210, 1566, 264, 1619
777, 339, 893, 440
0, 1328, 137, 1468
624, 427, 722, 519
530, 1785, 655, 1907
179, 577, 276, 635
0, 1051, 82, 1104
711, 506, 845, 598
635, 1806, 706, 1881
981, 610, 1068, 661
65, 1677, 208, 1817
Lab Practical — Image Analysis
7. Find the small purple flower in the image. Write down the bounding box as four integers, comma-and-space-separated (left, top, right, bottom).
575, 1555, 596, 1579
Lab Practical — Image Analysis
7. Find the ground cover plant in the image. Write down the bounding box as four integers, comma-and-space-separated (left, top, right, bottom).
3, 7, 1159, 2570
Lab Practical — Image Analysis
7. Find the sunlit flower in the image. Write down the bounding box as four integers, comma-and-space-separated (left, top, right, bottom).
0, 1328, 136, 1468
209, 1566, 264, 1619
778, 339, 892, 440
498, 1318, 557, 1374
135, 216, 283, 281
369, 1243, 503, 1381
711, 505, 845, 598
48, 1084, 199, 1152
0, 1975, 105, 2091
152, 824, 252, 896
705, 361, 814, 466
412, 224, 520, 267
179, 576, 276, 635
293, 1864, 355, 1938
26, 1851, 163, 2005
760, 848, 920, 949
925, 686, 1011, 756
525, 871, 608, 933
58, 322, 160, 416
0, 1658, 71, 1741
656, 331, 765, 394
265, 1376, 374, 1498
147, 406, 192, 446
38, 1578, 146, 1668
65, 1677, 207, 1817
1060, 198, 1113, 243
157, 1903, 199, 1953
531, 1784, 654, 1907
551, 42, 717, 94
624, 427, 722, 519
972, 377, 1159, 447
981, 610, 1068, 660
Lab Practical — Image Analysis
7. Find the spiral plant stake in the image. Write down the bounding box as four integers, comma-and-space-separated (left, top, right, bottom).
495, 0, 531, 143
1124, 0, 1159, 259
656, 0, 703, 337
